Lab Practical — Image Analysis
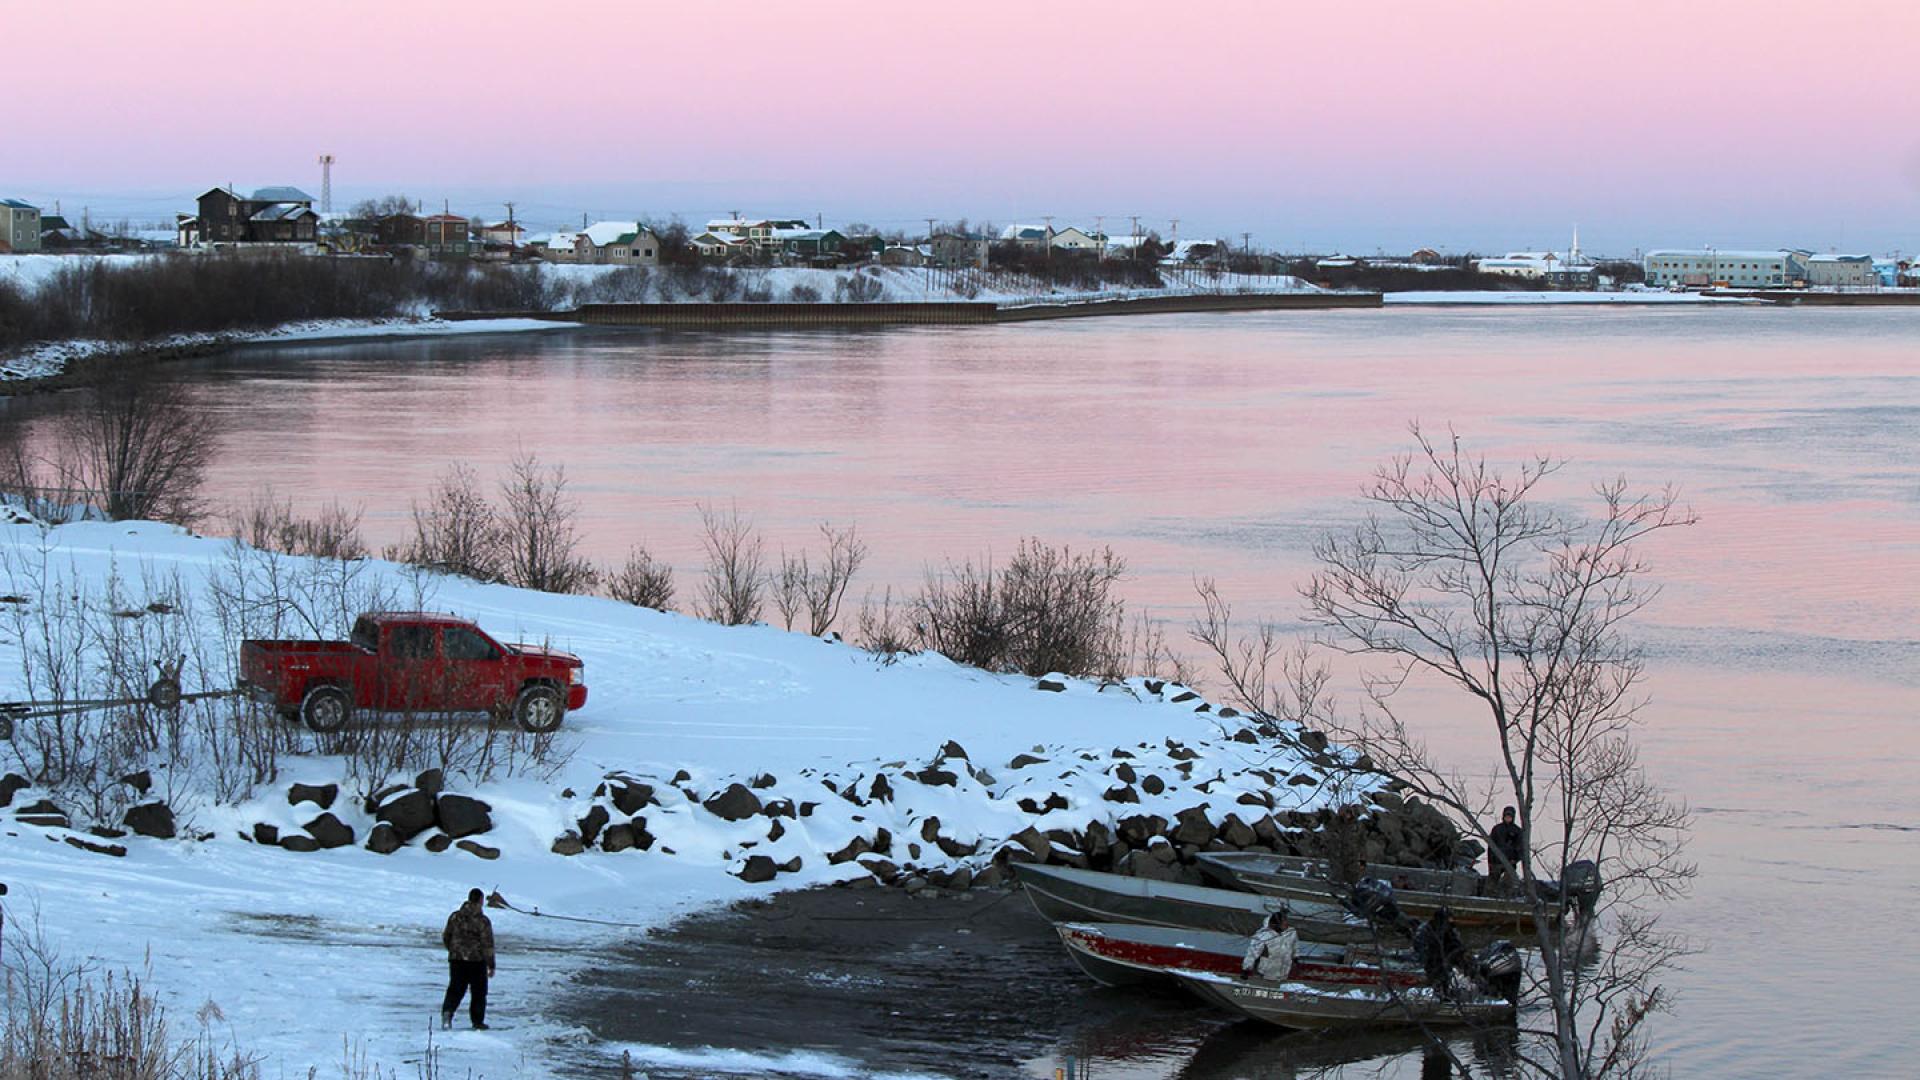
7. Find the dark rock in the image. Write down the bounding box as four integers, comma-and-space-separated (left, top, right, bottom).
939, 739, 969, 761
280, 834, 320, 853
703, 783, 763, 821
858, 857, 898, 881
1102, 784, 1140, 804
365, 783, 407, 814
1300, 730, 1330, 752
577, 804, 610, 845
456, 839, 500, 860
435, 794, 493, 839
1144, 679, 1166, 695
1141, 774, 1166, 796
120, 770, 152, 793
65, 836, 126, 857
1036, 678, 1067, 692
763, 798, 795, 818
1194, 703, 1212, 713
1174, 760, 1195, 777
1115, 814, 1167, 846
365, 823, 404, 855
671, 769, 691, 784
414, 769, 444, 798
768, 819, 786, 842
123, 802, 175, 839
1288, 773, 1318, 787
1219, 707, 1240, 719
1166, 744, 1199, 761
252, 822, 280, 845
867, 774, 894, 803
0, 773, 30, 807
919, 816, 943, 843
936, 834, 978, 858
872, 827, 893, 855
17, 798, 70, 828
914, 768, 959, 787
971, 864, 1008, 888
304, 813, 354, 849
799, 801, 818, 817
1111, 747, 1135, 759
1007, 753, 1047, 769
1170, 690, 1199, 703
377, 791, 435, 840
611, 782, 655, 815
1008, 825, 1051, 861
1113, 762, 1137, 784
1252, 815, 1285, 847
1368, 789, 1406, 812
90, 826, 127, 839
1237, 791, 1274, 809
288, 782, 338, 810
630, 819, 656, 851
561, 788, 576, 799
947, 866, 975, 890
828, 836, 871, 865
902, 875, 928, 894
425, 834, 452, 853
1219, 815, 1258, 848
779, 856, 802, 873
750, 773, 778, 789
1172, 806, 1216, 847
601, 824, 637, 853
1230, 728, 1258, 744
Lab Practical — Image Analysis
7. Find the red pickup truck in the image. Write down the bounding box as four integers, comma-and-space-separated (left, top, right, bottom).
239, 612, 587, 733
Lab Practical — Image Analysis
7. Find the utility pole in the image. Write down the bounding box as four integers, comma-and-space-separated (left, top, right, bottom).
1170, 218, 1180, 246
317, 154, 335, 215
505, 201, 517, 259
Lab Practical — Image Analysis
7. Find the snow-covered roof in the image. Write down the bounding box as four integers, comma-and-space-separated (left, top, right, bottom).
247, 202, 317, 223
1000, 224, 1049, 241
249, 186, 313, 203
1644, 249, 1796, 260
528, 231, 578, 252
691, 231, 746, 246
1805, 253, 1872, 263
769, 227, 836, 241
1, 198, 38, 210
581, 220, 653, 246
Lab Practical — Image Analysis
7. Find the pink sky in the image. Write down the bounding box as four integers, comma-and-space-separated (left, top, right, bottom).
9, 0, 1920, 252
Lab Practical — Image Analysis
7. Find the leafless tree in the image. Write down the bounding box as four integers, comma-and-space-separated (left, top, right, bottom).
771, 522, 870, 635
912, 538, 1127, 677
497, 453, 595, 594
228, 488, 367, 560
59, 368, 215, 524
604, 544, 676, 610
1200, 425, 1697, 1079
391, 463, 502, 581
695, 502, 766, 625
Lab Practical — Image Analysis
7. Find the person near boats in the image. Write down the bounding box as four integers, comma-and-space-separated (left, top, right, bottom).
1241, 906, 1298, 981
1488, 806, 1526, 895
1413, 907, 1467, 996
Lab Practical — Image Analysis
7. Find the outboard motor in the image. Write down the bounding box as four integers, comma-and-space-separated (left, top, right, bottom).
1474, 939, 1524, 1002
1346, 877, 1407, 932
1562, 859, 1603, 921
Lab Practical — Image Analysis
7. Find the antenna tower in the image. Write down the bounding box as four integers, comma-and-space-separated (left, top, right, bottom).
317, 154, 335, 214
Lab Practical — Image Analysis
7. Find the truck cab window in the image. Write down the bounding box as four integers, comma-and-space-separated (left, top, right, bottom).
443, 627, 500, 661
351, 619, 379, 652
388, 625, 436, 659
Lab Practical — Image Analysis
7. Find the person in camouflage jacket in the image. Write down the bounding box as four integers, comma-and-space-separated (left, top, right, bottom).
441, 889, 496, 1029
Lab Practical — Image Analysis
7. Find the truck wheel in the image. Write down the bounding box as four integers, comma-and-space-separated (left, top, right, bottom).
512, 685, 564, 733
300, 685, 351, 733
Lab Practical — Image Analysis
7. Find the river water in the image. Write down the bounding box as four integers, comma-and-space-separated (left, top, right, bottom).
21, 308, 1920, 1076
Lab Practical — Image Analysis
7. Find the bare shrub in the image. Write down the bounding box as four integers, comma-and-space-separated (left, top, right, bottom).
805, 523, 866, 635
787, 282, 823, 303
855, 586, 912, 661
228, 489, 367, 560
496, 453, 595, 594
59, 368, 215, 524
835, 271, 885, 303
390, 463, 502, 581
695, 503, 766, 626
911, 538, 1127, 677
604, 544, 675, 610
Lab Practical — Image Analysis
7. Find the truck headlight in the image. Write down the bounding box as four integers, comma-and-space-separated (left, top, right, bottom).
569, 667, 582, 685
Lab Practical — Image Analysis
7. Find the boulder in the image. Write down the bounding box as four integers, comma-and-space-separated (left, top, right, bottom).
947, 866, 975, 891
1113, 762, 1137, 785
703, 783, 763, 821
939, 739, 969, 761
1230, 728, 1258, 744
376, 790, 436, 840
611, 781, 655, 815
1141, 774, 1166, 796
1008, 825, 1051, 861
1219, 815, 1258, 849
577, 804, 610, 845
1171, 806, 1216, 847
857, 857, 898, 881
1119, 849, 1179, 882
16, 799, 70, 828
435, 794, 493, 839
456, 840, 500, 860
252, 822, 280, 845
1287, 773, 1318, 787
1007, 753, 1047, 770
304, 813, 354, 849
119, 769, 152, 794
778, 856, 802, 874
551, 832, 585, 856
1252, 815, 1285, 847
1115, 814, 1168, 846
871, 827, 893, 855
902, 875, 928, 895
414, 769, 444, 798
799, 801, 818, 818
749, 773, 777, 790
365, 823, 404, 855
425, 834, 453, 853
1300, 729, 1330, 752
767, 819, 785, 842
365, 783, 408, 814
1165, 743, 1199, 762
601, 824, 637, 853
287, 782, 338, 810
1237, 791, 1274, 809
763, 798, 795, 818
867, 774, 894, 803
123, 802, 175, 840
670, 769, 691, 785
1035, 678, 1067, 692
1170, 691, 1199, 703
64, 836, 127, 857
1102, 784, 1140, 804
913, 767, 958, 787
280, 834, 320, 853
827, 836, 872, 865
0, 773, 30, 807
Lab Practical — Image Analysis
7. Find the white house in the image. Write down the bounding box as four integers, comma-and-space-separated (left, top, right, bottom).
691, 230, 751, 258
1048, 226, 1102, 251
575, 221, 661, 266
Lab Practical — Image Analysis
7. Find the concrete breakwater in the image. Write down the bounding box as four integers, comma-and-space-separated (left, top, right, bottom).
437, 290, 1382, 329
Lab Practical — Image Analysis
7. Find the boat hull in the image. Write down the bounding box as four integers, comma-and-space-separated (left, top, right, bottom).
1013, 863, 1381, 944
1194, 852, 1559, 933
1053, 922, 1423, 993
1174, 969, 1515, 1030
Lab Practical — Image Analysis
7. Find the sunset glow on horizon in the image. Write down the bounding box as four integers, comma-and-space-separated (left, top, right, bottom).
9, 0, 1919, 251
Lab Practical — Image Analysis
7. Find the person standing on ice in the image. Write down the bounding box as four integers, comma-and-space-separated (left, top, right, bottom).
441, 888, 495, 1030
1241, 906, 1297, 981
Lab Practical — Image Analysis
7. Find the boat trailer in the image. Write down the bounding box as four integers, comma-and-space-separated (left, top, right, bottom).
0, 657, 241, 740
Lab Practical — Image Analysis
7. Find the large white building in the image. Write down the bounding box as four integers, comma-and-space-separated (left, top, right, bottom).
1643, 250, 1807, 288
1475, 228, 1596, 287
1804, 254, 1875, 288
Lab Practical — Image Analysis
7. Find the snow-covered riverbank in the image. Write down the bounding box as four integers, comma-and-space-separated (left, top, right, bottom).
0, 519, 1357, 1078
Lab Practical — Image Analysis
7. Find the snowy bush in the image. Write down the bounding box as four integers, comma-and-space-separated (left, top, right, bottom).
603, 544, 675, 611
910, 538, 1128, 678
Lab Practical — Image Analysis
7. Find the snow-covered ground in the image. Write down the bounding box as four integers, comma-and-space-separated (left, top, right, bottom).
0, 519, 1342, 1078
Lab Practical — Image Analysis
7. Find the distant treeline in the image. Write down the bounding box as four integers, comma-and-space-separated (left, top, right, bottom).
0, 256, 553, 352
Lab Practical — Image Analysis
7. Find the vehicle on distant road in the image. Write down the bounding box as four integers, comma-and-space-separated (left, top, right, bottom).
240, 612, 586, 733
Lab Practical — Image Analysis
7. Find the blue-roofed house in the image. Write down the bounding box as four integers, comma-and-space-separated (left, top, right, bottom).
1, 198, 41, 253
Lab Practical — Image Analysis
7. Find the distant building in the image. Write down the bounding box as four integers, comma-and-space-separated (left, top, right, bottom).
576, 221, 661, 265
1643, 250, 1807, 288
1048, 227, 1101, 251
999, 223, 1051, 250
1163, 239, 1227, 265
528, 230, 580, 263
1408, 247, 1443, 264
478, 221, 527, 248
1, 198, 42, 253
705, 217, 809, 250
1476, 251, 1597, 288
1804, 254, 1875, 288
769, 226, 843, 261
193, 186, 319, 247
880, 243, 929, 267
375, 213, 427, 249
423, 213, 470, 258
690, 230, 750, 260
929, 232, 989, 269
